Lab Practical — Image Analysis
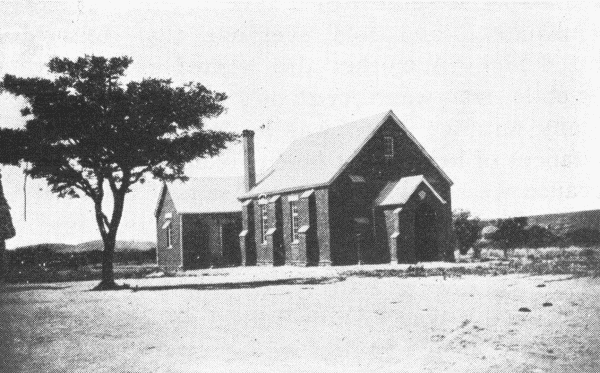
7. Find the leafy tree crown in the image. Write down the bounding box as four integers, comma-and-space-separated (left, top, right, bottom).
1, 55, 237, 200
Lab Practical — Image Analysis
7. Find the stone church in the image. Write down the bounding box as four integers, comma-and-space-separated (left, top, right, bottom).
156, 110, 452, 270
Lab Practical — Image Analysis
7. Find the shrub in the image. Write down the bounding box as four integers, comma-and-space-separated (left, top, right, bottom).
114, 248, 156, 265
579, 248, 596, 258
525, 225, 559, 248
564, 228, 600, 246
6, 247, 156, 275
6, 246, 63, 268
453, 210, 481, 256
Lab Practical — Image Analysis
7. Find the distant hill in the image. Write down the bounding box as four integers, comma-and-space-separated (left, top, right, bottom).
14, 240, 155, 253
482, 209, 600, 235
13, 243, 76, 252
68, 240, 156, 252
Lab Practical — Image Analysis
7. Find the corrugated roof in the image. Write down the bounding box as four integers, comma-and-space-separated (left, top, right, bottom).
241, 111, 389, 198
158, 177, 243, 215
376, 175, 446, 206
240, 110, 451, 199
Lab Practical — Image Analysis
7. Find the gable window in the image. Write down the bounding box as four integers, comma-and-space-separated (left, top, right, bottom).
290, 200, 299, 243
261, 204, 268, 244
384, 136, 394, 159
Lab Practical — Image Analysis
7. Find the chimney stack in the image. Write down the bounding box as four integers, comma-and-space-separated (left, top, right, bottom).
242, 130, 256, 192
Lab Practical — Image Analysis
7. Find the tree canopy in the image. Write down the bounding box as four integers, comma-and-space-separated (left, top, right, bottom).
452, 209, 481, 256
0, 55, 237, 289
489, 217, 529, 249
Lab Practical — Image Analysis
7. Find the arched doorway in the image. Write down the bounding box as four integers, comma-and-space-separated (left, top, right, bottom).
414, 203, 437, 262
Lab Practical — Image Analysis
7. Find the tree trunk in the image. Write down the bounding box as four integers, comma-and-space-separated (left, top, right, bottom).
95, 236, 117, 290
445, 244, 456, 262
93, 190, 128, 291
473, 246, 481, 260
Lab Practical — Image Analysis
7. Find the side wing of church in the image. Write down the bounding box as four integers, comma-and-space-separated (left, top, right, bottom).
155, 177, 243, 270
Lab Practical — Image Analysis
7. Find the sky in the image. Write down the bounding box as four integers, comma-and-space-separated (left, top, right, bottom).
1, 1, 599, 248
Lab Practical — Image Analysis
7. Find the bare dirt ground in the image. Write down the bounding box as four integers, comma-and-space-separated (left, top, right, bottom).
1, 265, 599, 373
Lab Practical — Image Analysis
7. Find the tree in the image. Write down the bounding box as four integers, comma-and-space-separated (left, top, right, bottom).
525, 225, 558, 248
489, 217, 528, 258
452, 210, 481, 257
0, 55, 237, 289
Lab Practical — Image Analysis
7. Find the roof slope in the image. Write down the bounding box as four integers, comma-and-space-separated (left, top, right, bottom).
240, 110, 451, 199
375, 175, 446, 206
157, 177, 243, 215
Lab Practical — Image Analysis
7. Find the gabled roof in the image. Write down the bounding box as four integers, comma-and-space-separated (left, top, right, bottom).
239, 110, 452, 199
375, 175, 447, 207
155, 177, 243, 216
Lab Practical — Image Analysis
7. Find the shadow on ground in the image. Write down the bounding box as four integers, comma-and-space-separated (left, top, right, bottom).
0, 285, 71, 293
128, 276, 345, 292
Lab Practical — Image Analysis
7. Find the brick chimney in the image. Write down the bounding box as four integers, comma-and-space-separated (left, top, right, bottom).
242, 130, 256, 192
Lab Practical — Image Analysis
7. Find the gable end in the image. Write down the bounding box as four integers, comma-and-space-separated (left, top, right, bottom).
328, 110, 452, 186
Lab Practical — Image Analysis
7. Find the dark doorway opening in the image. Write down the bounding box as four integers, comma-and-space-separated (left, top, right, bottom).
353, 218, 371, 264
414, 203, 437, 262
222, 222, 241, 266
190, 223, 210, 269
273, 241, 285, 266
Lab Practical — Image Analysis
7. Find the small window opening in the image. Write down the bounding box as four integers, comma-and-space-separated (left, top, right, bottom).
166, 222, 172, 248
384, 136, 394, 159
290, 201, 299, 243
261, 204, 269, 244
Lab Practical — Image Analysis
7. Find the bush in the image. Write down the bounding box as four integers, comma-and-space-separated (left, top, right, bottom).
4, 264, 157, 284
579, 248, 597, 258
6, 246, 156, 275
564, 228, 600, 246
114, 248, 156, 265
6, 246, 63, 268
525, 225, 559, 248
453, 210, 481, 256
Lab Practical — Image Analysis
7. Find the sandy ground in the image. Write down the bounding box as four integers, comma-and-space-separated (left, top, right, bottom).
1, 266, 599, 373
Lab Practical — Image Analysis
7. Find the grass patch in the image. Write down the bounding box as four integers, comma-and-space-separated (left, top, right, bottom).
5, 246, 599, 284
343, 248, 600, 279
4, 264, 159, 284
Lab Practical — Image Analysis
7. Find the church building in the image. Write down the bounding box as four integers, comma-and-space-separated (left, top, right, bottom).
156, 110, 453, 270
238, 110, 453, 266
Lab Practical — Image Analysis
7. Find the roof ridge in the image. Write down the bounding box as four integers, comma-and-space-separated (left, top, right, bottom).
299, 110, 391, 139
